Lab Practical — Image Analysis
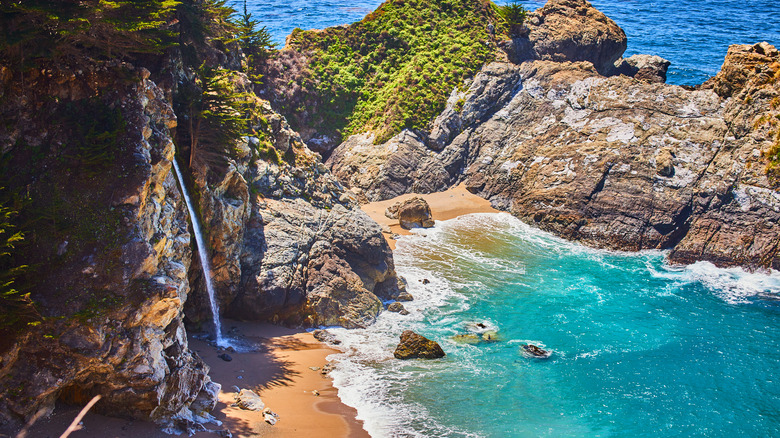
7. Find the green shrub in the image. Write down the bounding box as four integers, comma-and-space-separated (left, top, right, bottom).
499, 1, 527, 36
284, 0, 504, 144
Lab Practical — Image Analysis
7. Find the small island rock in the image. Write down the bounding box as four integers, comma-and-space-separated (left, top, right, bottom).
394, 330, 446, 359
522, 344, 551, 359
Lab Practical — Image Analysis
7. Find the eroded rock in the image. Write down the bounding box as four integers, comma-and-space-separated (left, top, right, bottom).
395, 197, 435, 229
614, 54, 671, 83
393, 330, 446, 360
508, 0, 628, 74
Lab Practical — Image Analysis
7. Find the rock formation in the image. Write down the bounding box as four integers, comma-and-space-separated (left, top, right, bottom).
506, 0, 628, 74
393, 330, 446, 360
183, 80, 401, 329
386, 197, 435, 229
613, 54, 672, 83
327, 31, 780, 269
0, 67, 216, 433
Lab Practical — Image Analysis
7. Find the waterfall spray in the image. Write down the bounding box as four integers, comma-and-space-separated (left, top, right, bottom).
172, 158, 226, 347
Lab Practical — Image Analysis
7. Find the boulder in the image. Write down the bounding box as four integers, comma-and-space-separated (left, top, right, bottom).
396, 197, 435, 229
393, 330, 446, 360
263, 408, 279, 425
387, 301, 410, 315
521, 0, 628, 74
236, 389, 265, 411
613, 54, 671, 83
312, 329, 341, 345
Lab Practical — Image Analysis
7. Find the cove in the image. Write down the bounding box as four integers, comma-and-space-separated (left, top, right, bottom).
328, 213, 780, 437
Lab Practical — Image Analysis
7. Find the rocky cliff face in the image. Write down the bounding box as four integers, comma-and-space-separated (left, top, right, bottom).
0, 63, 401, 430
327, 1, 780, 270
0, 66, 217, 432
182, 76, 401, 330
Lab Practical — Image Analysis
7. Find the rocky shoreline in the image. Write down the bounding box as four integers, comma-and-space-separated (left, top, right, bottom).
325, 1, 780, 271
0, 0, 777, 434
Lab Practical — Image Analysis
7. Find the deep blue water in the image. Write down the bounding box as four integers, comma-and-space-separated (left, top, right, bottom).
240, 0, 780, 85
329, 214, 780, 437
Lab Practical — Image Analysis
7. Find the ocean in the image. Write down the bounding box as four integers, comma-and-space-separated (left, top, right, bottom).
238, 1, 780, 436
328, 214, 780, 437
242, 0, 780, 86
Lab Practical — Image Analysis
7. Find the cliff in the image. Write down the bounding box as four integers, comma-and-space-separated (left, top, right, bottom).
0, 64, 217, 432
0, 1, 400, 431
324, 0, 780, 270
184, 75, 402, 329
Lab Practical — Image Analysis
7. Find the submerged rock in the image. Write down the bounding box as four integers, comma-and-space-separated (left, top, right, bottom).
394, 330, 446, 360
522, 344, 552, 359
452, 334, 482, 345
481, 331, 500, 342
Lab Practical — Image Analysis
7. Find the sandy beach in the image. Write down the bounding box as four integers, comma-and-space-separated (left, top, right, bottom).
19, 322, 366, 438
361, 183, 499, 249
16, 186, 496, 438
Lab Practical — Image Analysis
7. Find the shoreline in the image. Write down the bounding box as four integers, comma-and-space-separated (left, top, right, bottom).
361, 183, 499, 249
19, 186, 497, 438
20, 322, 367, 438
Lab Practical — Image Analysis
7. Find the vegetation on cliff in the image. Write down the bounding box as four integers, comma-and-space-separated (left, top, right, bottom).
268, 0, 508, 145
0, 0, 275, 332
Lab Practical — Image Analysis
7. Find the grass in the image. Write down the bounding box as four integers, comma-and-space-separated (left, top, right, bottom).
282, 0, 507, 144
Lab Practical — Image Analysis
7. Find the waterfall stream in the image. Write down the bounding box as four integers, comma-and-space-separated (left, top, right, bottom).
172, 158, 226, 347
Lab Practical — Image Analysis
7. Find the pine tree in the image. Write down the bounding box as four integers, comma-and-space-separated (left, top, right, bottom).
181, 64, 250, 169
0, 0, 180, 67
233, 0, 274, 60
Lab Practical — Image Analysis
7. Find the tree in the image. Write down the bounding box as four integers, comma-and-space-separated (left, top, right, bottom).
0, 193, 34, 328
0, 0, 180, 68
233, 0, 274, 60
499, 1, 527, 37
180, 64, 250, 169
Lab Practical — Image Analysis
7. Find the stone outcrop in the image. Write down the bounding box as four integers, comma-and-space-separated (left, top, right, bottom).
328, 42, 780, 270
503, 0, 627, 74
0, 68, 216, 432
184, 77, 401, 329
386, 197, 435, 229
613, 54, 672, 83
393, 330, 445, 360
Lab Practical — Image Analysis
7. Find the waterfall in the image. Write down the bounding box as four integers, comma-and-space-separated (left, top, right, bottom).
171, 158, 226, 347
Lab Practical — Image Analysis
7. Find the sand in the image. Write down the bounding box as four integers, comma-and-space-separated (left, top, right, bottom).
14, 185, 496, 438
361, 183, 499, 249
18, 321, 367, 438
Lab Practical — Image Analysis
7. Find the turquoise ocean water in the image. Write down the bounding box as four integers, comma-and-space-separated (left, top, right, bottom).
243, 0, 780, 86
329, 214, 780, 437
236, 1, 780, 436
